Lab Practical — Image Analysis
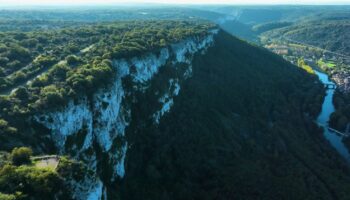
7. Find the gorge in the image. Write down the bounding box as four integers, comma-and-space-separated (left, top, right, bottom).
315, 70, 350, 161
1, 15, 350, 200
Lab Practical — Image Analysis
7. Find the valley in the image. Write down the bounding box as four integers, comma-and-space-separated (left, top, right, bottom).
0, 4, 350, 200
258, 20, 350, 147
211, 6, 350, 160
263, 36, 350, 93
315, 70, 350, 161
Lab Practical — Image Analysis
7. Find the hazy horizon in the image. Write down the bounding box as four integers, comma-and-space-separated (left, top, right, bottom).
0, 0, 350, 6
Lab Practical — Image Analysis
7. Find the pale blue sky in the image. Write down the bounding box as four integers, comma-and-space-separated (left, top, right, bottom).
0, 0, 349, 5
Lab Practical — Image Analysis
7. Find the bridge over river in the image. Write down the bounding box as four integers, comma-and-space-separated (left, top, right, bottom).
317, 122, 350, 138
324, 83, 336, 89
315, 69, 350, 161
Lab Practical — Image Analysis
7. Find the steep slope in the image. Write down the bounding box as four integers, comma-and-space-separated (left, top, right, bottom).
2, 20, 350, 199
33, 32, 218, 199
219, 19, 257, 42
263, 20, 350, 56
0, 21, 217, 199
120, 31, 350, 200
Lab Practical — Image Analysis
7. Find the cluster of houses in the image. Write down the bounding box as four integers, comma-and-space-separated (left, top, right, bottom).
265, 42, 350, 94
332, 72, 350, 93
265, 44, 289, 55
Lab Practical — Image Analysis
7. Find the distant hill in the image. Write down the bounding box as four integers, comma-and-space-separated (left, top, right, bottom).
220, 19, 257, 41
0, 7, 258, 42
252, 21, 293, 34
263, 19, 350, 56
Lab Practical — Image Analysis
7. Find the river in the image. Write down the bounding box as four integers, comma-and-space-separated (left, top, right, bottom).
315, 70, 350, 161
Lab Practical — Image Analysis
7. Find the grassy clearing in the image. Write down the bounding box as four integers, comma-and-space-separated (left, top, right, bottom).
32, 156, 60, 170
289, 43, 307, 49
326, 62, 336, 68
298, 58, 315, 74
317, 59, 336, 68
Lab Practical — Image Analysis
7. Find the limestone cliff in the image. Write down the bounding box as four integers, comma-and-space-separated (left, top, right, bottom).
35, 29, 218, 200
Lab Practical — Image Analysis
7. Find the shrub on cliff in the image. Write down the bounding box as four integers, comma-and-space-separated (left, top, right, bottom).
0, 164, 62, 199
10, 147, 32, 166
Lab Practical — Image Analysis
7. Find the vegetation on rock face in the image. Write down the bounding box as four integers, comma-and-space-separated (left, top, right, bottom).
0, 19, 216, 199
0, 193, 18, 200
0, 20, 215, 152
56, 156, 87, 182
0, 164, 61, 199
0, 147, 60, 200
0, 147, 85, 200
10, 147, 32, 166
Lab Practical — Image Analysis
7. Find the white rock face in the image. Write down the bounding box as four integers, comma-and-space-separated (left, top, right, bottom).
171, 33, 215, 64
93, 77, 128, 152
35, 30, 218, 200
153, 79, 181, 124
131, 48, 170, 83
115, 142, 128, 178
35, 99, 93, 152
86, 180, 104, 200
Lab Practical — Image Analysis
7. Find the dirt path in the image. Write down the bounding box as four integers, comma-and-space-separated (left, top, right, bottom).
33, 155, 60, 170
0, 44, 94, 96
0, 63, 56, 96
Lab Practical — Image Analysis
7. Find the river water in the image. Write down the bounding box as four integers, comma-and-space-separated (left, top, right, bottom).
315, 70, 350, 161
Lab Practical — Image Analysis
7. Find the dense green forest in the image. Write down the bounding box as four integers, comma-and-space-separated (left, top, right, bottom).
330, 91, 350, 132
120, 31, 350, 200
0, 8, 259, 43
0, 20, 213, 93
331, 91, 350, 153
0, 20, 215, 151
0, 147, 86, 199
0, 20, 215, 199
263, 20, 350, 56
1, 5, 350, 200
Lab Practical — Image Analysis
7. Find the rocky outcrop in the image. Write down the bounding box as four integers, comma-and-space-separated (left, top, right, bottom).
35, 30, 218, 200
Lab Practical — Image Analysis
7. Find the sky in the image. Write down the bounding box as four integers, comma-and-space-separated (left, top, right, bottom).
0, 0, 349, 6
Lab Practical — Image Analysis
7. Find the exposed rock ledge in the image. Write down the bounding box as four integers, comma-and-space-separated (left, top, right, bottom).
35, 29, 218, 200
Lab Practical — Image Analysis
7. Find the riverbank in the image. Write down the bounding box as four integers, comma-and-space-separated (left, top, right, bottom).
315, 70, 350, 162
